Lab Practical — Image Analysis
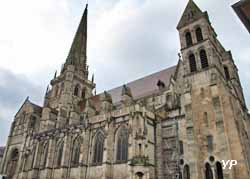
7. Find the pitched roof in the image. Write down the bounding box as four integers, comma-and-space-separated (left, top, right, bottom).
106, 66, 177, 104
177, 0, 204, 29
84, 66, 176, 112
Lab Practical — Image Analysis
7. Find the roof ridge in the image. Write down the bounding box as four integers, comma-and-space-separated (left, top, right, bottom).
101, 65, 177, 94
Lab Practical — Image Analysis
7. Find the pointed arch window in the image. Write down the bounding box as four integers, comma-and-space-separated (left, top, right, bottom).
185, 32, 193, 47
179, 140, 184, 155
189, 54, 197, 72
55, 141, 64, 167
71, 138, 81, 166
183, 165, 190, 179
6, 148, 19, 178
93, 131, 104, 164
216, 162, 224, 179
74, 84, 80, 96
116, 127, 128, 162
40, 142, 49, 168
224, 66, 230, 80
196, 27, 203, 42
205, 163, 213, 179
200, 49, 209, 69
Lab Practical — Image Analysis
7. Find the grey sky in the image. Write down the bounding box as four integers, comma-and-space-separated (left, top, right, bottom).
0, 0, 249, 146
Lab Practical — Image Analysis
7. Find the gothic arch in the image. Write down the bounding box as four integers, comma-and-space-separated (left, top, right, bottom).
216, 161, 224, 179
71, 136, 81, 166
179, 140, 184, 155
196, 27, 203, 42
6, 148, 19, 178
205, 163, 213, 179
189, 53, 197, 72
115, 126, 129, 162
92, 130, 105, 164
185, 31, 193, 47
74, 84, 80, 96
223, 65, 230, 80
54, 140, 64, 167
200, 49, 209, 69
183, 164, 190, 179
37, 142, 49, 169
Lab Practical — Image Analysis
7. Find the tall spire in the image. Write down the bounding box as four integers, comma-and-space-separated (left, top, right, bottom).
63, 4, 88, 76
177, 0, 204, 29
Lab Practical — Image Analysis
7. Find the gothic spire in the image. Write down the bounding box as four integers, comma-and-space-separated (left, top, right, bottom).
177, 0, 204, 29
63, 4, 88, 76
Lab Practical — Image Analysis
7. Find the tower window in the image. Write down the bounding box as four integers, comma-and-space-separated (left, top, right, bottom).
196, 27, 203, 42
74, 84, 80, 96
139, 144, 142, 156
185, 32, 193, 47
200, 50, 209, 69
207, 135, 213, 152
205, 163, 213, 179
93, 131, 104, 164
116, 127, 128, 162
216, 162, 224, 179
183, 165, 190, 179
224, 66, 230, 80
189, 54, 197, 72
179, 140, 184, 155
204, 112, 209, 127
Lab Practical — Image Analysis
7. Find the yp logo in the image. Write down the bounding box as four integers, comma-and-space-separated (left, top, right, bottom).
221, 160, 237, 170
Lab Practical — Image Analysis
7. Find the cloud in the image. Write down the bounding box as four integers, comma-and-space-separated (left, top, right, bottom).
0, 68, 44, 145
0, 0, 250, 146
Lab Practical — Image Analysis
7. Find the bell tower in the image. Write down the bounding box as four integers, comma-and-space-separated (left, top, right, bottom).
41, 4, 95, 130
176, 1, 250, 179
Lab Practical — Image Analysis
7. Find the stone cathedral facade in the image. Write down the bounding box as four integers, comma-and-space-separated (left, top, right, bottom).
1, 1, 250, 179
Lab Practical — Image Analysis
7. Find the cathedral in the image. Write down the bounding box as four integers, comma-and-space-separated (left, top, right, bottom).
1, 1, 250, 179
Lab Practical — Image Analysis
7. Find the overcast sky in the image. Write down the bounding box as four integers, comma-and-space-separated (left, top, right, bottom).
0, 0, 249, 146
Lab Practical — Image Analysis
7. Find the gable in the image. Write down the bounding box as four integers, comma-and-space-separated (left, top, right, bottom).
177, 0, 204, 29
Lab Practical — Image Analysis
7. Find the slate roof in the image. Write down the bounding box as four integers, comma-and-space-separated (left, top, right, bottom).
82, 65, 176, 112
104, 65, 177, 104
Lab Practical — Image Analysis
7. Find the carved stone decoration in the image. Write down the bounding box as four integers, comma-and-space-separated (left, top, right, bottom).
211, 73, 217, 84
